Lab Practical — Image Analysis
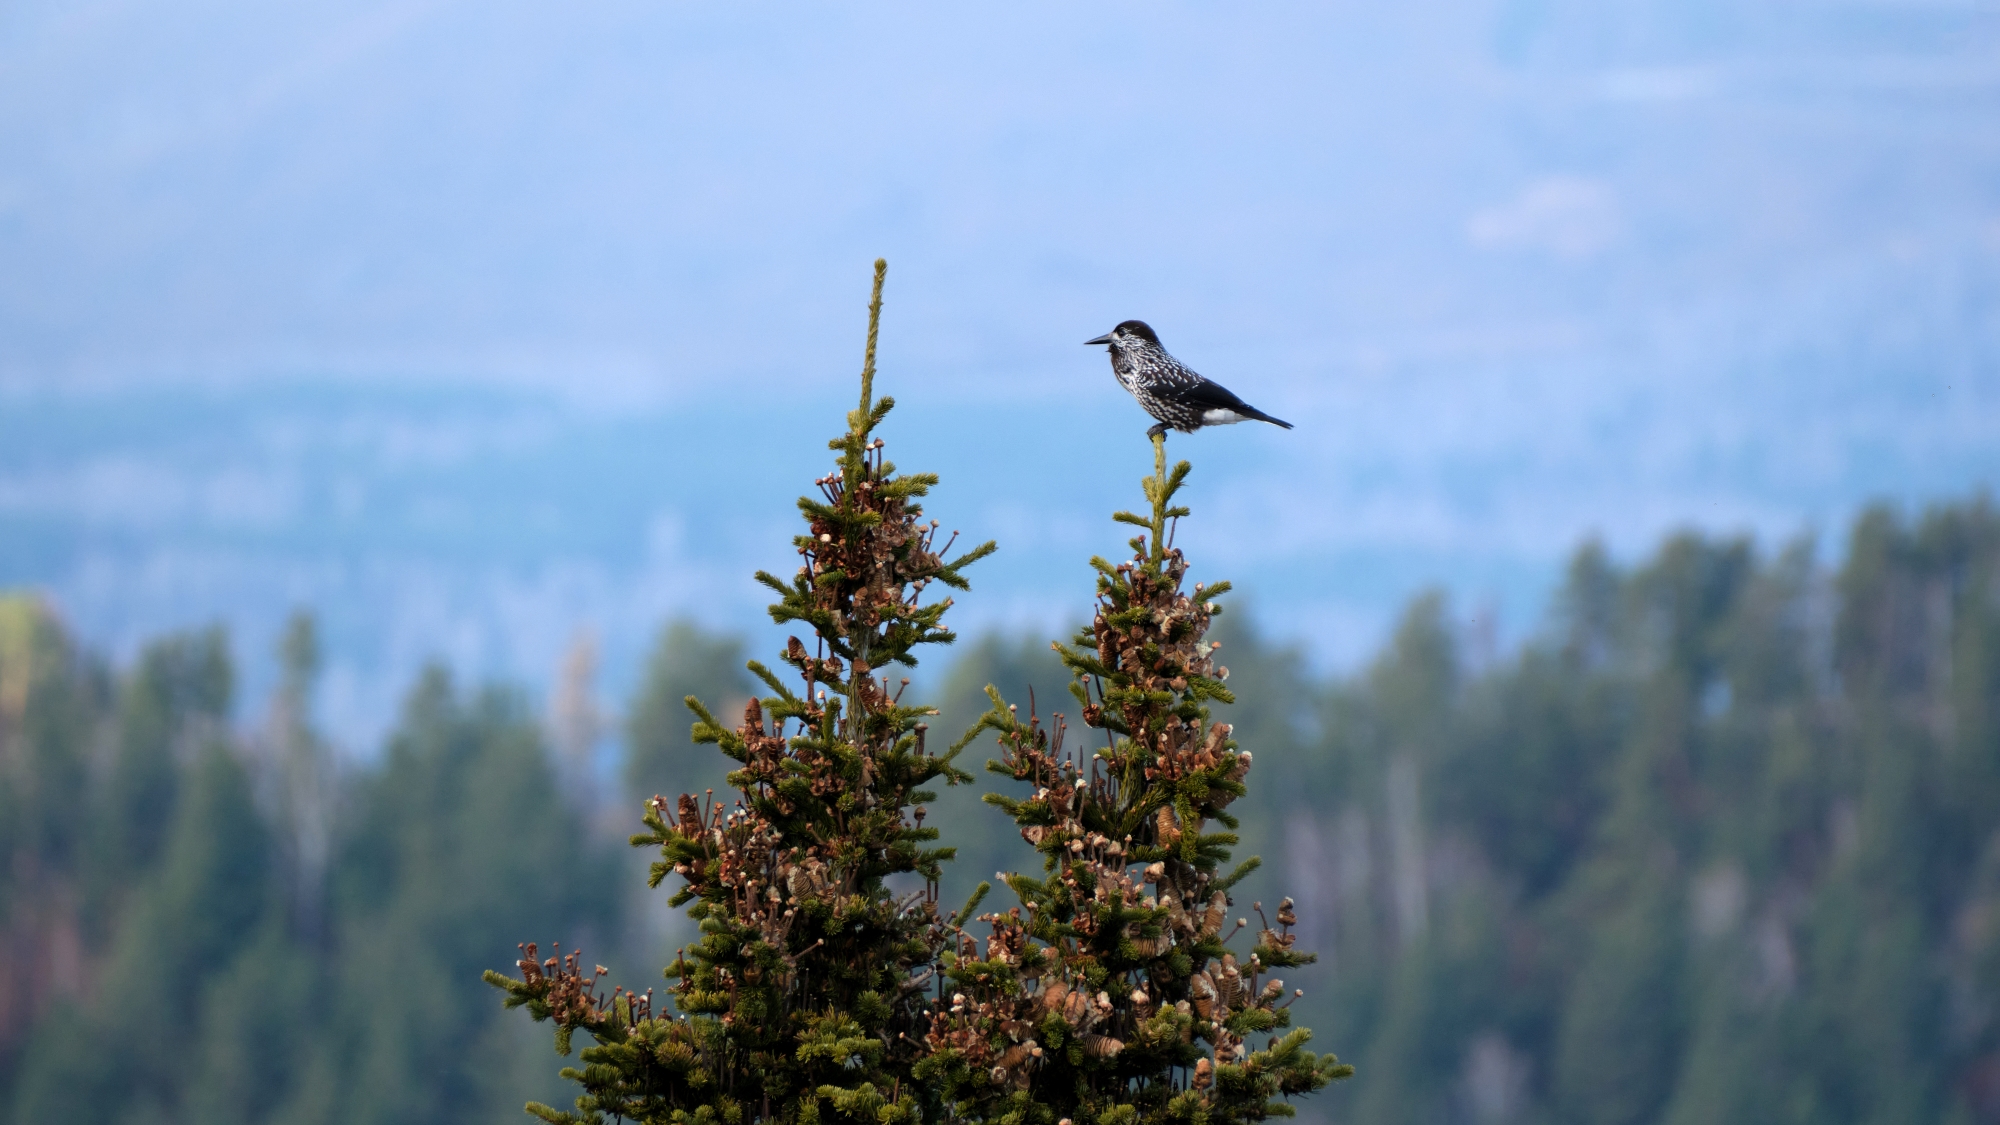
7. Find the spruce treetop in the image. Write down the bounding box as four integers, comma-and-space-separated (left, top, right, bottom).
917, 435, 1350, 1125
487, 260, 995, 1125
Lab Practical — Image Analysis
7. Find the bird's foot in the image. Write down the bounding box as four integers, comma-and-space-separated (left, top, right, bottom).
1145, 422, 1169, 439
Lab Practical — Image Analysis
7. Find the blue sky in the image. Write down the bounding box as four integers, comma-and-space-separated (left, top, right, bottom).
3, 0, 1997, 748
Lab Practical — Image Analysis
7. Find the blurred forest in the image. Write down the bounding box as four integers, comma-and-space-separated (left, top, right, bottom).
3, 494, 1999, 1124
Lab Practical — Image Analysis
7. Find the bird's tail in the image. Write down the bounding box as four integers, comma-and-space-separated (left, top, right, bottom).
1244, 406, 1294, 430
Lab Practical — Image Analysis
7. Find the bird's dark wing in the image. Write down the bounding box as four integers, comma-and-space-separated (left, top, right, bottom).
1181, 377, 1252, 411
1184, 376, 1294, 429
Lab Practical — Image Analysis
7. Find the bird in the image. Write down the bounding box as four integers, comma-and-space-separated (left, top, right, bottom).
1084, 320, 1293, 438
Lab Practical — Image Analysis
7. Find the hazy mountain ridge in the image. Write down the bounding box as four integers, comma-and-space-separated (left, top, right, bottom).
2, 0, 1996, 743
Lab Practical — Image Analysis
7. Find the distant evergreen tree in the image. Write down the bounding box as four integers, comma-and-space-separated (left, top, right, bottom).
0, 597, 97, 906
258, 611, 339, 943
0, 595, 106, 1086
625, 620, 753, 805
926, 437, 1350, 1125
1324, 596, 1469, 1125
88, 627, 233, 932
12, 725, 269, 1123
302, 666, 620, 1125
1548, 535, 1750, 1125
487, 260, 996, 1125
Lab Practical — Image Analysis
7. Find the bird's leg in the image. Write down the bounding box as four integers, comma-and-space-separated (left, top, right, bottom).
1146, 422, 1169, 440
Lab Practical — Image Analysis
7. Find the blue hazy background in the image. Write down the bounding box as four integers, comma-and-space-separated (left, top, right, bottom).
3, 0, 1997, 748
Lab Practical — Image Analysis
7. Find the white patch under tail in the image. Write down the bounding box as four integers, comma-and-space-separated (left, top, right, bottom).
1201, 409, 1247, 425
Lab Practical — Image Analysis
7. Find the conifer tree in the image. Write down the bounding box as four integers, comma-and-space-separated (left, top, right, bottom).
487, 260, 996, 1125
920, 438, 1350, 1125
260, 611, 338, 943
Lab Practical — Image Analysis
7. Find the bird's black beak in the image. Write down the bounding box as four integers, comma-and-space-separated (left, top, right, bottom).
1083, 332, 1114, 346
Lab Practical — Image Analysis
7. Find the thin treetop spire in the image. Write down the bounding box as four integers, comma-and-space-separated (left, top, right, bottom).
858, 257, 886, 422
1133, 431, 1185, 567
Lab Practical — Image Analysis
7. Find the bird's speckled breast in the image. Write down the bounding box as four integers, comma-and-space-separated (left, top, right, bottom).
1108, 346, 1142, 393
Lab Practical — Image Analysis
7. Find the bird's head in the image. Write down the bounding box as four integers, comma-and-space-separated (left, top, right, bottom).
1084, 320, 1162, 350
